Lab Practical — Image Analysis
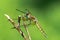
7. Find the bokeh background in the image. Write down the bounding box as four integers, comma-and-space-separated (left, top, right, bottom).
0, 0, 60, 40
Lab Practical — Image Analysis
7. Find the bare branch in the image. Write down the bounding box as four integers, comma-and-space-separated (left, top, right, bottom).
4, 14, 28, 40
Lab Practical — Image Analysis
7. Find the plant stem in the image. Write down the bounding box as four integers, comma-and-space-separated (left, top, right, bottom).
4, 14, 28, 40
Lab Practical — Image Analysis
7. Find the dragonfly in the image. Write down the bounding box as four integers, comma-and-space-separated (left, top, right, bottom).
16, 9, 47, 38
4, 9, 47, 40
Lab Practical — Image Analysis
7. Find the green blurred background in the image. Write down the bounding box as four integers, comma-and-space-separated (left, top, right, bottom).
0, 0, 60, 40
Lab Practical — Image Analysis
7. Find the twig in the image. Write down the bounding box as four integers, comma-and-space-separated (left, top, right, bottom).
4, 14, 28, 40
